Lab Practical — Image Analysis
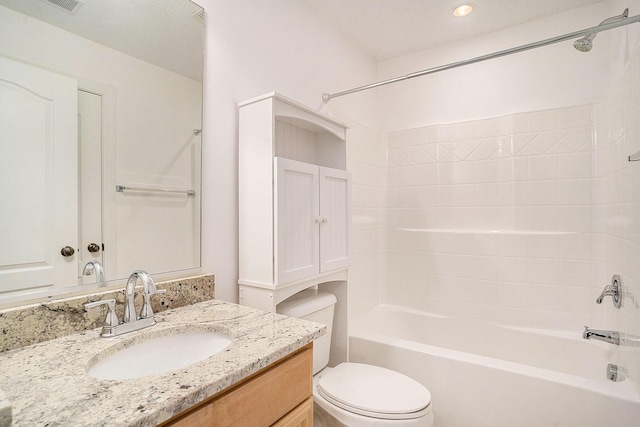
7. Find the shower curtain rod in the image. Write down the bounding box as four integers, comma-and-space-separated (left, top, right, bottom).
322, 13, 640, 103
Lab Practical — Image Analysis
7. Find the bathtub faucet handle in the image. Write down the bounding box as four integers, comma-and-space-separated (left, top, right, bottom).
596, 275, 623, 309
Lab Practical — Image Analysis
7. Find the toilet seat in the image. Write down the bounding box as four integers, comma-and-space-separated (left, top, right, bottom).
317, 363, 431, 420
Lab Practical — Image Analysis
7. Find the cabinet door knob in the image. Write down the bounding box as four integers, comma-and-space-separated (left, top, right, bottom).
60, 246, 75, 257
315, 217, 323, 224
322, 217, 329, 223
87, 243, 101, 253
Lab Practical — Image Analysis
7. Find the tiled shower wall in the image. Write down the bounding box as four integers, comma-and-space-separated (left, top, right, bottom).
385, 105, 603, 331
336, 113, 388, 321
593, 46, 640, 386
384, 40, 640, 336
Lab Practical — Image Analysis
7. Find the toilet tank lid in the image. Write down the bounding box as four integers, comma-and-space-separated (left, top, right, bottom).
276, 290, 337, 318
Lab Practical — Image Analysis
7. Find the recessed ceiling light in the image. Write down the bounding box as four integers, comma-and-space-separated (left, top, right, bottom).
453, 4, 474, 17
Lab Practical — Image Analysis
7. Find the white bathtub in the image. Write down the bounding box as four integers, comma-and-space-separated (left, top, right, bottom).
348, 306, 640, 427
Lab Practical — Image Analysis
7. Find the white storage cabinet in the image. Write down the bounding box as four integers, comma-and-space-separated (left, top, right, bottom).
238, 92, 350, 311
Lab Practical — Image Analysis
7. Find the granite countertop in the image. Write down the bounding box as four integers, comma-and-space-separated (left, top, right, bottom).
0, 299, 325, 426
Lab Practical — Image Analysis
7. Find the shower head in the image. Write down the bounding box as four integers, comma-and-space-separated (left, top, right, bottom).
573, 35, 595, 52
573, 8, 629, 52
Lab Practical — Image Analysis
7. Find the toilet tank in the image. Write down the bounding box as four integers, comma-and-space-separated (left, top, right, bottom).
277, 289, 337, 375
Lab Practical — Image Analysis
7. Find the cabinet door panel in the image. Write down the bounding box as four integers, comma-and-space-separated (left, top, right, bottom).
319, 167, 351, 272
275, 158, 319, 284
272, 397, 313, 427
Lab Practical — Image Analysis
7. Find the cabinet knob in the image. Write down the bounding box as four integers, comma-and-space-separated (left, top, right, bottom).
322, 217, 329, 223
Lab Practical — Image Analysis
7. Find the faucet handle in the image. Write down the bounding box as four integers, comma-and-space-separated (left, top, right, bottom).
140, 288, 166, 319
596, 275, 623, 308
85, 299, 119, 328
595, 285, 613, 303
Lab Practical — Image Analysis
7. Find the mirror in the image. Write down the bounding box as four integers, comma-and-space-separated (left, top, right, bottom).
0, 0, 204, 306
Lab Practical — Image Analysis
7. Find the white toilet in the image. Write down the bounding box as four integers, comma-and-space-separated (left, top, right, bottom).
277, 290, 434, 427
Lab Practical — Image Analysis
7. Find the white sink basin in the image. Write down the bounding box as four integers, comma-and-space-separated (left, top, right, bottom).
87, 330, 232, 380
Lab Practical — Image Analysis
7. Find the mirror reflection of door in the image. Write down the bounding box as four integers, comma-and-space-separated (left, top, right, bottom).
0, 56, 78, 297
78, 89, 104, 285
1, 0, 204, 301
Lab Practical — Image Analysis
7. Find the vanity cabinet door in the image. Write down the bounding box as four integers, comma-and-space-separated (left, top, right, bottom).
272, 397, 313, 427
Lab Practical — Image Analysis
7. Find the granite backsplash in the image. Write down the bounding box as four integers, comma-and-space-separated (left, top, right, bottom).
0, 274, 214, 352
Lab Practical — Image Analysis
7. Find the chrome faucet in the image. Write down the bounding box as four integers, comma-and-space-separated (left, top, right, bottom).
84, 270, 165, 338
82, 260, 106, 285
583, 326, 620, 345
124, 270, 164, 322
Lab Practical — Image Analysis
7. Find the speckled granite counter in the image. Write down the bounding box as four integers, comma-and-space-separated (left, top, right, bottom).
0, 299, 325, 426
0, 274, 215, 352
0, 390, 9, 427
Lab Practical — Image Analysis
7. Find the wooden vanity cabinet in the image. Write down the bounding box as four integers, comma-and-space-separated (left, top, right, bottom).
161, 344, 313, 427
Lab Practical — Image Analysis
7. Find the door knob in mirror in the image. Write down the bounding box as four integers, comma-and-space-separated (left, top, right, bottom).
60, 246, 75, 257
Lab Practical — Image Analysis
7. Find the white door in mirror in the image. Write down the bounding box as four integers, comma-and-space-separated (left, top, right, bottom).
87, 332, 232, 380
0, 56, 78, 295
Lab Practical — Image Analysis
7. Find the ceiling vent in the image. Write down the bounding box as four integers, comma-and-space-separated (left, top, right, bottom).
39, 0, 84, 15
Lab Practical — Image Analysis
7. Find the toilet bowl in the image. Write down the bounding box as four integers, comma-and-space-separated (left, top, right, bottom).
277, 290, 434, 426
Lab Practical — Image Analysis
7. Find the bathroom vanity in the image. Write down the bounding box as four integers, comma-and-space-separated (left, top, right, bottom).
0, 299, 323, 426
162, 345, 313, 426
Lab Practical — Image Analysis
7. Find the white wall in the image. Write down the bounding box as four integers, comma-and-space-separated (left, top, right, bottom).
198, 0, 380, 303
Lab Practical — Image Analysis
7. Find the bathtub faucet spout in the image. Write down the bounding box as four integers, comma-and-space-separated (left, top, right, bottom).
583, 326, 620, 345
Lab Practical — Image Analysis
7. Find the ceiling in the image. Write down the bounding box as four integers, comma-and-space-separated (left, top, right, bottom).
0, 0, 204, 81
306, 0, 606, 60
1, 0, 608, 77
